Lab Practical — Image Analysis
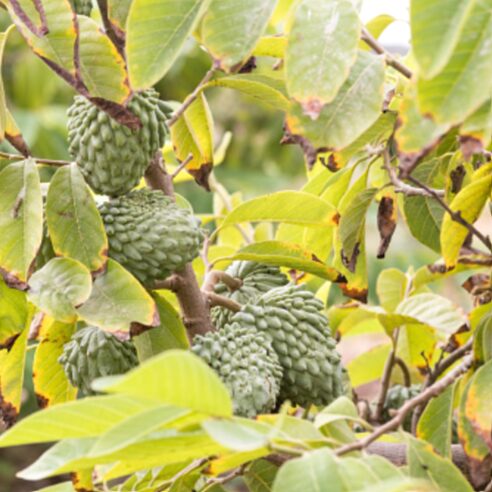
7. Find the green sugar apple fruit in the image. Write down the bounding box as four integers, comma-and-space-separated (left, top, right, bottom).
231, 284, 344, 408
67, 89, 170, 196
192, 322, 283, 417
59, 326, 138, 395
69, 0, 92, 16
99, 189, 204, 286
382, 384, 421, 430
211, 261, 288, 327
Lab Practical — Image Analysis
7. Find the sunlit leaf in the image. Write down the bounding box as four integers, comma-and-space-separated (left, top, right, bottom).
0, 277, 28, 348
347, 343, 391, 388
0, 25, 15, 139
285, 0, 360, 117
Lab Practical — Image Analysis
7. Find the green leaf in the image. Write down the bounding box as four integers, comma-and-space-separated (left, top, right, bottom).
88, 405, 189, 457
0, 395, 155, 447
463, 359, 492, 452
126, 0, 211, 89
286, 50, 385, 150
215, 240, 343, 282
77, 16, 131, 103
202, 418, 269, 451
376, 268, 409, 312
28, 258, 92, 323
77, 259, 158, 332
200, 0, 277, 72
417, 1, 492, 125
417, 383, 456, 458
396, 293, 466, 334
285, 0, 360, 117
220, 191, 337, 230
34, 482, 75, 492
206, 74, 290, 111
339, 188, 378, 263
460, 99, 492, 147
94, 350, 233, 417
170, 92, 214, 188
7, 0, 76, 76
403, 158, 445, 253
33, 318, 77, 408
47, 163, 107, 272
346, 343, 391, 388
107, 0, 132, 30
245, 459, 278, 492
0, 25, 15, 139
411, 0, 472, 78
337, 457, 379, 489
272, 449, 344, 492
0, 326, 28, 425
0, 277, 28, 347
133, 293, 189, 362
406, 435, 473, 492
253, 35, 286, 58
440, 167, 492, 267
0, 159, 42, 287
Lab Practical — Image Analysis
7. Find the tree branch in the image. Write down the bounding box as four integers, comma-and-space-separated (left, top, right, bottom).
0, 151, 71, 167
167, 66, 217, 127
360, 28, 412, 79
336, 355, 473, 456
406, 175, 492, 252
202, 270, 243, 293
394, 357, 411, 388
205, 292, 241, 313
145, 152, 214, 339
96, 0, 125, 58
171, 153, 194, 180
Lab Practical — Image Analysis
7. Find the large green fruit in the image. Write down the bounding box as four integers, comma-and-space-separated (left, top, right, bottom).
212, 261, 288, 327
231, 284, 344, 408
59, 327, 138, 395
382, 384, 421, 430
67, 89, 170, 196
192, 323, 283, 417
99, 189, 204, 286
69, 0, 92, 16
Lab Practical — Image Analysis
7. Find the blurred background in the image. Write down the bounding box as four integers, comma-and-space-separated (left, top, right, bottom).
0, 1, 482, 490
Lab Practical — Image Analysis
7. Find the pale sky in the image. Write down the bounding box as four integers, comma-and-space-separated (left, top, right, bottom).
361, 0, 410, 49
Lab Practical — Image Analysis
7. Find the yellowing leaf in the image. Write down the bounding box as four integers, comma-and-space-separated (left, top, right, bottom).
170, 92, 214, 189
440, 167, 492, 267
0, 25, 15, 140
0, 159, 43, 287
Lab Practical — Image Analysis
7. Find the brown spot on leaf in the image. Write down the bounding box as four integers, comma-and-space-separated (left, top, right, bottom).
0, 267, 28, 291
188, 163, 213, 191
6, 131, 31, 156
338, 283, 368, 303
300, 99, 324, 120
0, 396, 19, 428
0, 333, 20, 351
238, 57, 257, 73
341, 243, 360, 273
450, 164, 466, 194
332, 212, 340, 225
90, 97, 142, 130
130, 322, 153, 337
377, 197, 396, 259
280, 127, 318, 169
35, 393, 49, 409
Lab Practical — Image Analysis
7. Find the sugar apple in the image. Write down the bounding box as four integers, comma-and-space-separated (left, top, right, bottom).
99, 189, 204, 286
59, 326, 138, 395
231, 284, 344, 408
192, 322, 283, 417
69, 0, 92, 16
382, 384, 421, 430
212, 261, 288, 327
67, 89, 171, 196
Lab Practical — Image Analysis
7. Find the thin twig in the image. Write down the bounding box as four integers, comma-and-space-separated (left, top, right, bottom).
394, 357, 411, 388
156, 458, 210, 492
167, 67, 217, 127
382, 150, 443, 197
0, 151, 72, 167
205, 464, 247, 487
202, 270, 243, 293
205, 292, 241, 313
153, 274, 182, 292
361, 27, 412, 79
171, 153, 194, 179
406, 175, 492, 252
336, 355, 473, 456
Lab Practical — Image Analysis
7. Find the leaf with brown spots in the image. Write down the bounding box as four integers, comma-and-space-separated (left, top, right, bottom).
33, 316, 77, 408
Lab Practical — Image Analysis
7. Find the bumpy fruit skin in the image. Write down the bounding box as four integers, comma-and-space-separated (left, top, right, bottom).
58, 327, 138, 395
192, 323, 283, 417
99, 189, 204, 286
212, 261, 288, 327
67, 89, 170, 196
383, 384, 421, 430
231, 284, 344, 408
69, 0, 92, 16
